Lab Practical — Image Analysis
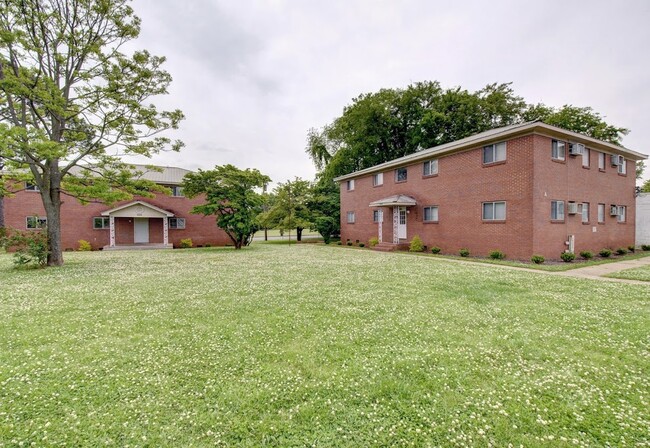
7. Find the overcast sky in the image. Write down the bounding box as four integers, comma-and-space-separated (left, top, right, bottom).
126, 0, 650, 184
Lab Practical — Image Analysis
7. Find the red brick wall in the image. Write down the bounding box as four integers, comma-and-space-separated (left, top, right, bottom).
340, 133, 636, 260
531, 134, 636, 257
3, 189, 232, 250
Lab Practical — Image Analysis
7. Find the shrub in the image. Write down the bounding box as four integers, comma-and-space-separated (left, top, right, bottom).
1, 229, 49, 268
628, 245, 635, 253
409, 235, 425, 252
579, 250, 593, 260
368, 237, 379, 248
599, 248, 612, 258
459, 248, 470, 257
336, 241, 342, 245
615, 247, 627, 255
489, 250, 505, 260
314, 216, 338, 244
430, 246, 441, 254
560, 252, 576, 262
179, 238, 193, 248
346, 241, 353, 246
78, 240, 92, 251
531, 254, 545, 264
358, 243, 365, 248
642, 244, 650, 251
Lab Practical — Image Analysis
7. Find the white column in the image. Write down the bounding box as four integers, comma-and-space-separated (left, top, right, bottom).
109, 216, 115, 247
393, 206, 399, 244
163, 217, 169, 246
378, 210, 383, 243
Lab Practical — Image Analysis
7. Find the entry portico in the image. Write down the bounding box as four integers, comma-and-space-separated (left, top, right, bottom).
101, 200, 174, 249
369, 194, 417, 244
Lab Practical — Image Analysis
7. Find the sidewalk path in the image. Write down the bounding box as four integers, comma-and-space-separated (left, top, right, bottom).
554, 256, 650, 285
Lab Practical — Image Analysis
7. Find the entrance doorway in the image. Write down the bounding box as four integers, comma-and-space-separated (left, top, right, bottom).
398, 207, 407, 239
134, 218, 150, 244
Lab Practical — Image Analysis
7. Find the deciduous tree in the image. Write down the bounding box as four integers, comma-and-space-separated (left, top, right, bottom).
260, 178, 312, 241
182, 165, 271, 249
0, 0, 184, 265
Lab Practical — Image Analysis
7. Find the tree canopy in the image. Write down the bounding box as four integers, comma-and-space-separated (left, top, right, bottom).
307, 81, 632, 181
0, 0, 184, 265
182, 164, 271, 249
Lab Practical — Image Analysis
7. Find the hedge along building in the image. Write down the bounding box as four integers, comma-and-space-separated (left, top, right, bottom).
334, 121, 647, 260
2, 165, 231, 250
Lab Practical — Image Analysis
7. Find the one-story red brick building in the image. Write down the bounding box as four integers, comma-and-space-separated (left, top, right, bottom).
2, 165, 231, 250
334, 121, 647, 260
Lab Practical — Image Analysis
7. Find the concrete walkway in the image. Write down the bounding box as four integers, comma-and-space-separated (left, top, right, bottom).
554, 256, 650, 285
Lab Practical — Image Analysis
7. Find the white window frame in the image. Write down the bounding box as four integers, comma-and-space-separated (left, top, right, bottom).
423, 206, 439, 222
581, 203, 589, 223
26, 216, 47, 229
582, 148, 590, 168
598, 152, 606, 170
423, 159, 438, 176
551, 200, 565, 221
372, 210, 383, 223
483, 142, 506, 164
395, 167, 407, 182
618, 158, 627, 175
169, 217, 186, 229
597, 203, 605, 223
552, 140, 566, 161
25, 182, 40, 192
170, 186, 184, 197
346, 211, 355, 224
617, 206, 626, 223
93, 217, 110, 229
372, 173, 383, 186
482, 201, 506, 221
346, 179, 355, 191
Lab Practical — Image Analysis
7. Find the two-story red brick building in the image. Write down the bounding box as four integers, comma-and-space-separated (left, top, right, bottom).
2, 165, 231, 250
334, 121, 647, 260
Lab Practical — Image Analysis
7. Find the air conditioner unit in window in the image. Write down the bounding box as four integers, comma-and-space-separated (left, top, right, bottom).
610, 154, 621, 166
610, 205, 619, 216
567, 202, 579, 214
568, 143, 585, 156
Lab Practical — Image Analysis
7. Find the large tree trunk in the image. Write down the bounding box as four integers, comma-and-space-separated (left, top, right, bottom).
40, 162, 64, 266
0, 196, 4, 229
296, 227, 303, 241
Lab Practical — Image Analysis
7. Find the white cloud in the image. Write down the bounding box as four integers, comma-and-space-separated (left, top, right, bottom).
128, 0, 650, 183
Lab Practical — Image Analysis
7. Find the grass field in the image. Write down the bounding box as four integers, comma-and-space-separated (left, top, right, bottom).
1, 245, 649, 446
606, 264, 650, 282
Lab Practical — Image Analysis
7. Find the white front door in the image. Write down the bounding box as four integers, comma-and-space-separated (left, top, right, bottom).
398, 207, 407, 239
134, 218, 149, 244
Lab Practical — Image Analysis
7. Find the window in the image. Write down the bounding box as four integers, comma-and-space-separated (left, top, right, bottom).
618, 158, 627, 175
372, 210, 383, 222
582, 148, 590, 168
346, 179, 355, 191
617, 206, 626, 223
395, 167, 407, 182
423, 206, 439, 222
26, 216, 47, 229
423, 159, 438, 176
169, 217, 186, 229
25, 182, 40, 192
346, 211, 355, 224
598, 203, 605, 223
482, 201, 506, 221
551, 140, 566, 161
582, 203, 589, 223
483, 142, 506, 164
551, 200, 565, 220
372, 173, 383, 186
170, 186, 184, 197
93, 217, 110, 229
598, 152, 606, 170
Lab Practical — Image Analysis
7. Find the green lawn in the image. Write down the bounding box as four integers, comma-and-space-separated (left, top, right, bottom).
606, 264, 650, 282
1, 245, 649, 446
